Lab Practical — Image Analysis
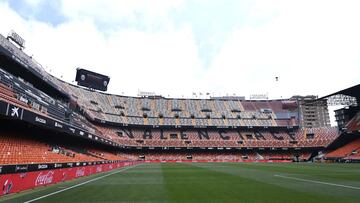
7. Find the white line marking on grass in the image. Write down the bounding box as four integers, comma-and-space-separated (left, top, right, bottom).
274, 174, 360, 190
24, 164, 141, 203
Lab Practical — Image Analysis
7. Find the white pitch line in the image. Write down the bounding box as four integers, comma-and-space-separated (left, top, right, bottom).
24, 164, 141, 203
274, 174, 360, 190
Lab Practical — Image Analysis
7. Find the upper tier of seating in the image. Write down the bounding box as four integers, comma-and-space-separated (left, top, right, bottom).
0, 68, 66, 120
56, 79, 299, 127
0, 68, 104, 137
0, 34, 61, 90
0, 64, 299, 128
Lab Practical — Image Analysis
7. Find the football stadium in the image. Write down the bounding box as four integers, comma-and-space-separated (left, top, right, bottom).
1, 1, 360, 203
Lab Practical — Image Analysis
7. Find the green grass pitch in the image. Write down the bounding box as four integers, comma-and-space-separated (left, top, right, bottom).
1, 163, 360, 203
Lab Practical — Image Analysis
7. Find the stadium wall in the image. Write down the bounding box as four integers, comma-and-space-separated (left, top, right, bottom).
0, 161, 140, 197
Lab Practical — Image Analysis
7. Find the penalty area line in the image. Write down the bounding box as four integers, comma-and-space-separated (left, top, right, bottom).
274, 174, 360, 190
24, 164, 141, 203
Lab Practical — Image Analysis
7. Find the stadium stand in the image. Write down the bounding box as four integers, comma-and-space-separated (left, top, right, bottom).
7, 30, 360, 201
346, 111, 360, 132
92, 126, 338, 148
119, 150, 312, 162
0, 132, 94, 164
0, 31, 358, 178
55, 79, 298, 128
0, 67, 68, 122
325, 138, 360, 159
0, 126, 129, 165
0, 61, 340, 152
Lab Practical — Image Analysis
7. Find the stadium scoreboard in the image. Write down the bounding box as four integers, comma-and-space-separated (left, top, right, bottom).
7, 30, 25, 49
75, 68, 110, 91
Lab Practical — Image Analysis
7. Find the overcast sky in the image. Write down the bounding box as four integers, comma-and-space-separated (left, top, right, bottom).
0, 0, 359, 101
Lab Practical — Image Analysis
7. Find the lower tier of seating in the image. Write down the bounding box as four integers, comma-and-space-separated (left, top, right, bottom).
325, 138, 360, 159
119, 150, 313, 162
0, 131, 126, 165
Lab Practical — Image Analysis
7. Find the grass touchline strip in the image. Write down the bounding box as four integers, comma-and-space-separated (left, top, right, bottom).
274, 174, 360, 190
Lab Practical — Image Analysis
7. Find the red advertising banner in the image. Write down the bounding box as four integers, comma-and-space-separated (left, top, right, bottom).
0, 162, 138, 197
144, 160, 292, 163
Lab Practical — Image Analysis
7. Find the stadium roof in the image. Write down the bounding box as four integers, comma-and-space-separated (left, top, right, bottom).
319, 84, 360, 99
317, 84, 360, 106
